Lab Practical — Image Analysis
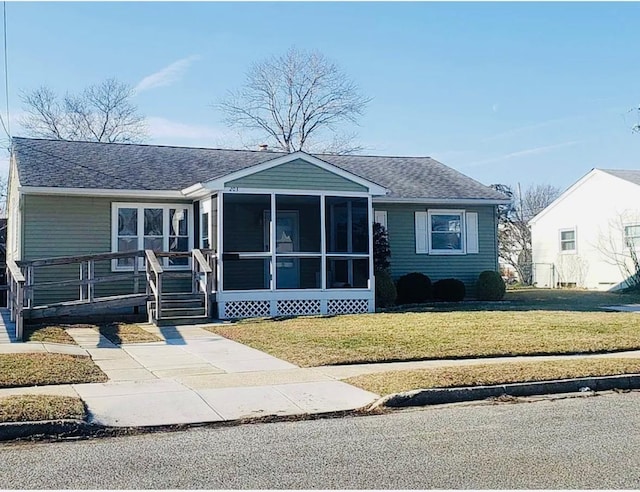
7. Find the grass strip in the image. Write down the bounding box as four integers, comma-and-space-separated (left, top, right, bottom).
210, 311, 640, 367
95, 323, 162, 344
0, 353, 108, 388
24, 324, 77, 345
0, 395, 86, 423
345, 358, 640, 395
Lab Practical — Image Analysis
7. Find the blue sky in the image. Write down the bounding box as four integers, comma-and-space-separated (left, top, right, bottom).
5, 1, 640, 191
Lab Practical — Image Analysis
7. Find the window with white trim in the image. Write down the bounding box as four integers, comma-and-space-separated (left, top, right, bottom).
112, 203, 192, 270
624, 224, 640, 249
415, 210, 479, 255
559, 228, 576, 253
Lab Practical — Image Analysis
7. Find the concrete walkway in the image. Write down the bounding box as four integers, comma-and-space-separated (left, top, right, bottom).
0, 324, 379, 427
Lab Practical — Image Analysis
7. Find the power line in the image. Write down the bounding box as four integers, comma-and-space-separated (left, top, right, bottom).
0, 1, 9, 142
3, 2, 9, 138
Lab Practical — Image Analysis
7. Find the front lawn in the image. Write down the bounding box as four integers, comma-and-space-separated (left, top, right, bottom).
210, 310, 640, 367
345, 358, 640, 396
0, 395, 86, 423
0, 353, 108, 388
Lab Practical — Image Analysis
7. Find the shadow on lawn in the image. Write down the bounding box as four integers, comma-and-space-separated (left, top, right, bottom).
384, 288, 640, 314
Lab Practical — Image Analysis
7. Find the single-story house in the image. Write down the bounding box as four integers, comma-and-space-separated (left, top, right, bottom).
531, 168, 640, 290
7, 137, 508, 320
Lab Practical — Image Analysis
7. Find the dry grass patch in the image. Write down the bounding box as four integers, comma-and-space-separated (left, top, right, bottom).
345, 358, 640, 395
210, 311, 640, 367
0, 395, 86, 423
0, 353, 108, 388
23, 324, 77, 345
96, 323, 161, 344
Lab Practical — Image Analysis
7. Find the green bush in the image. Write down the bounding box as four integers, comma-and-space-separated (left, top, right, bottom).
375, 270, 397, 308
433, 278, 466, 302
396, 272, 432, 304
476, 270, 506, 300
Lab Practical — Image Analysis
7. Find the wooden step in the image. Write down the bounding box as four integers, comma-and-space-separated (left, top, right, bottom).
151, 307, 206, 318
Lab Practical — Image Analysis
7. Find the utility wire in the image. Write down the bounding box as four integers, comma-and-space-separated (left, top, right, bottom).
0, 2, 9, 142
3, 2, 9, 138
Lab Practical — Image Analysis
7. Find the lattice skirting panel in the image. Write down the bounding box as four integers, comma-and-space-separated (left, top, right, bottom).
327, 299, 370, 315
276, 299, 321, 316
223, 300, 270, 319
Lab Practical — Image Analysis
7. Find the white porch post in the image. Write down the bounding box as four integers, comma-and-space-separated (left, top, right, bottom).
368, 195, 375, 313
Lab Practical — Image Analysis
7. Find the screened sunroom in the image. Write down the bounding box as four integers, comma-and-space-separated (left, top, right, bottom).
199, 191, 376, 318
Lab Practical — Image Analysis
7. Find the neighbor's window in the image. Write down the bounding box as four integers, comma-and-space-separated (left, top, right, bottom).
429, 211, 464, 253
624, 224, 640, 248
559, 229, 576, 252
113, 204, 191, 269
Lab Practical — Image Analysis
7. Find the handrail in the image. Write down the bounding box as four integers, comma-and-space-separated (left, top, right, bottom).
17, 250, 146, 268
192, 249, 213, 274
145, 250, 163, 320
145, 250, 164, 275
192, 249, 215, 318
6, 259, 25, 340
7, 260, 25, 283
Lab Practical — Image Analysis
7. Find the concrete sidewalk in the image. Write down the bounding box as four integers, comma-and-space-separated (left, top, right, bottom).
0, 324, 379, 427
4, 322, 640, 428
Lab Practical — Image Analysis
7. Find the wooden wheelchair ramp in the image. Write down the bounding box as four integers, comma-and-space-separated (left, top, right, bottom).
6, 249, 216, 340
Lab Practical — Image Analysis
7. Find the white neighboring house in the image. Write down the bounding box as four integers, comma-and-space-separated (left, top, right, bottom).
530, 169, 640, 291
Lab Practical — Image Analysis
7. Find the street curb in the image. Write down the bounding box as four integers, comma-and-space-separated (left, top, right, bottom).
0, 419, 101, 441
370, 374, 640, 409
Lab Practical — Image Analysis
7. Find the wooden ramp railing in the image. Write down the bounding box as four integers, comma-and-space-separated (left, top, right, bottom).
6, 249, 217, 339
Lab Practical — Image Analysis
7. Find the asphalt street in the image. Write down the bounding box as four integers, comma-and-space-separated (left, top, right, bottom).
2, 391, 640, 489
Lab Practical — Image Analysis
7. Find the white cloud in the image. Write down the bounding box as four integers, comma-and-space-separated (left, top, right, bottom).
146, 116, 241, 148
482, 116, 577, 143
134, 55, 201, 94
464, 141, 580, 168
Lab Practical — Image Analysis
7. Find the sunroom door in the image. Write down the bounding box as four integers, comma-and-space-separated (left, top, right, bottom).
263, 210, 300, 289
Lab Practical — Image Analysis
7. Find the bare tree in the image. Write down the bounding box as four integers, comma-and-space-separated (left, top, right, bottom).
596, 211, 640, 289
216, 48, 370, 154
491, 183, 561, 285
20, 79, 147, 143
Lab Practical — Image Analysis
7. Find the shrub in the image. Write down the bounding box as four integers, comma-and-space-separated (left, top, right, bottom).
433, 278, 466, 302
375, 270, 397, 308
373, 222, 391, 272
476, 270, 506, 301
396, 272, 432, 304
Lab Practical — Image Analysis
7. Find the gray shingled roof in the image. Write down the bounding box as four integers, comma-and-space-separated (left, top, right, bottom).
601, 169, 640, 187
12, 137, 507, 201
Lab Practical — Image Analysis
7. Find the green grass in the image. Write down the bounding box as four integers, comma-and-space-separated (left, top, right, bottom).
0, 353, 108, 388
0, 395, 86, 423
345, 358, 640, 395
208, 289, 640, 367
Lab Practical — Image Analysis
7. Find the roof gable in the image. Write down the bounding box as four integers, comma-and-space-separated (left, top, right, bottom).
529, 168, 640, 225
208, 152, 384, 194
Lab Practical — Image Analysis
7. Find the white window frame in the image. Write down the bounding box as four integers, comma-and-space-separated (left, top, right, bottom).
111, 202, 194, 272
624, 224, 640, 249
559, 228, 577, 254
374, 210, 388, 230
428, 209, 466, 255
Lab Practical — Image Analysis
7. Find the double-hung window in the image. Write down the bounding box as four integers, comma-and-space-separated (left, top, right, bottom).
559, 228, 576, 253
415, 209, 478, 255
112, 203, 192, 270
624, 224, 640, 249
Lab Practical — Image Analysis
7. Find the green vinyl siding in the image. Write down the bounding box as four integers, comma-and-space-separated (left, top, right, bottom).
225, 159, 367, 192
22, 195, 192, 306
374, 203, 498, 294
